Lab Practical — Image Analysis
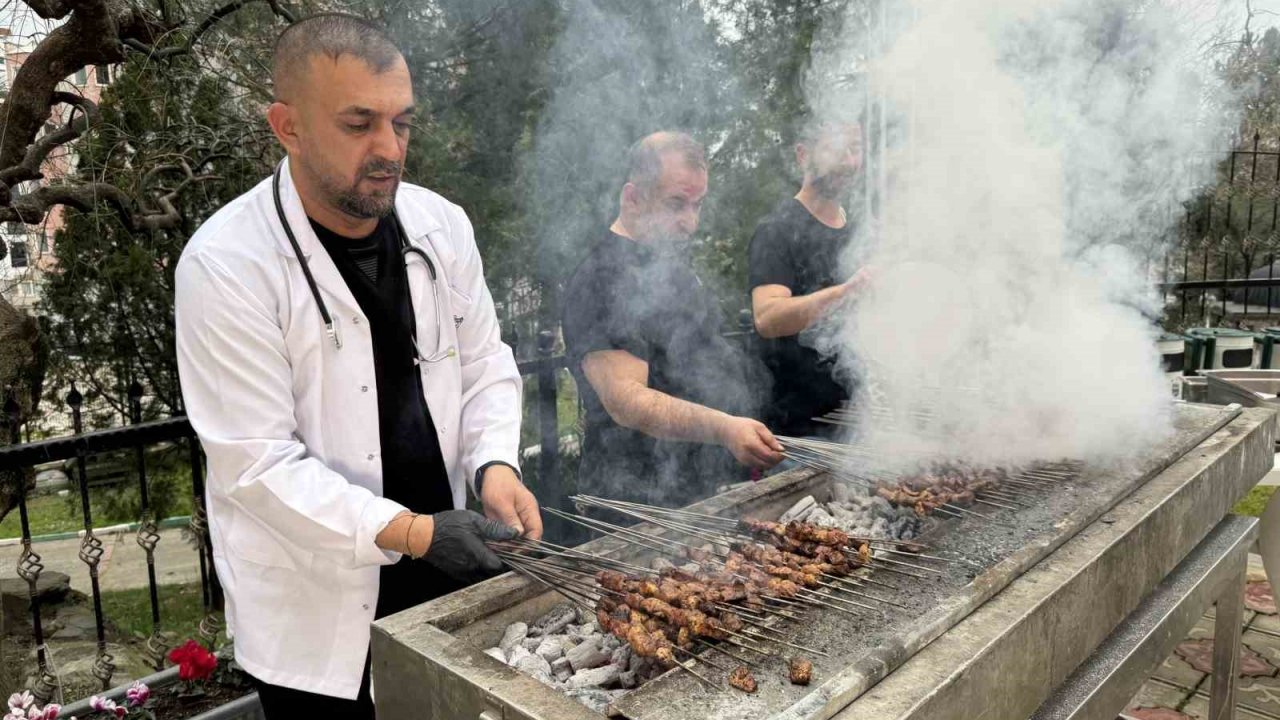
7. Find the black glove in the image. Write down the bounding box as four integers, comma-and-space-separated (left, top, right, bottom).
421, 509, 518, 582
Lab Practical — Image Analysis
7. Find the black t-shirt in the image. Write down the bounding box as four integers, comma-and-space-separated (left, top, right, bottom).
310, 216, 459, 617
748, 199, 854, 436
562, 231, 767, 507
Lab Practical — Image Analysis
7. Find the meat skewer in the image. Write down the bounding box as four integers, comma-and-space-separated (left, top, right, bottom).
497, 553, 722, 690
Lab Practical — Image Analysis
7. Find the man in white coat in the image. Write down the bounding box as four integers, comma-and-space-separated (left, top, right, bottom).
174, 13, 541, 718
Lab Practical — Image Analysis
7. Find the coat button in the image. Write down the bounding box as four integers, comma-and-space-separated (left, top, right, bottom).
367, 454, 374, 461
361, 385, 369, 392
362, 604, 370, 610
352, 316, 361, 324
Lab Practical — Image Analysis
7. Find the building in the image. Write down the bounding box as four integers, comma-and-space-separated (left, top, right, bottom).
0, 24, 114, 311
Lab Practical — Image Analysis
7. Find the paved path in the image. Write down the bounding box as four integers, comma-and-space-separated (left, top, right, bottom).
0, 526, 203, 595
1121, 556, 1280, 720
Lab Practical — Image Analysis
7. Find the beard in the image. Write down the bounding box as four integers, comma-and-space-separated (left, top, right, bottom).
809, 169, 855, 201
307, 156, 402, 219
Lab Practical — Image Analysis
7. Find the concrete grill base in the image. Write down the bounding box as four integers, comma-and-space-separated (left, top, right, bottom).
371, 402, 1274, 720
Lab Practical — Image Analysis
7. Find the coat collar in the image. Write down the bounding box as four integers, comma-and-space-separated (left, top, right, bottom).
269, 157, 443, 261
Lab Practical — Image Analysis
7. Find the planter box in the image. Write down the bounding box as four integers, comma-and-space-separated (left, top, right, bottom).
55, 664, 262, 720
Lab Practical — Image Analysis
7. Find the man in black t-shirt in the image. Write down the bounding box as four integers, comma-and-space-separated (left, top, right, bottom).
749, 121, 871, 438
562, 132, 782, 508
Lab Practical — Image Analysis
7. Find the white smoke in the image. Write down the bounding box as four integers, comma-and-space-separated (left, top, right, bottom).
811, 0, 1232, 468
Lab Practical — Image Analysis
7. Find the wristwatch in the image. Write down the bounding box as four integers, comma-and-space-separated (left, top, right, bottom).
474, 461, 521, 498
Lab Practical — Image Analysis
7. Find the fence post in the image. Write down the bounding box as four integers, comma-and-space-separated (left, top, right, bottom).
128, 382, 167, 670
537, 330, 560, 512
6, 392, 58, 703
66, 384, 115, 691
180, 413, 224, 644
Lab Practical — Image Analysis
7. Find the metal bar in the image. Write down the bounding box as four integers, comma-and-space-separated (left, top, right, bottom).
67, 386, 115, 690
7, 393, 57, 703
0, 416, 194, 471
536, 330, 560, 528
129, 383, 166, 670
1223, 251, 1229, 319
1209, 570, 1246, 720
1269, 253, 1275, 316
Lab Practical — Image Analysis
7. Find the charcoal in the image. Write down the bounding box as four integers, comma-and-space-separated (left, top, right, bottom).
807, 508, 836, 527
780, 495, 817, 524
565, 635, 610, 671
514, 652, 553, 680
499, 622, 528, 655
618, 670, 637, 689
609, 645, 631, 668
551, 656, 573, 682
506, 645, 532, 667
566, 663, 621, 689
533, 604, 577, 636
535, 636, 565, 662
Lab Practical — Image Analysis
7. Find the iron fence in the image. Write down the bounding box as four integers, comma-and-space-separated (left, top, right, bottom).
1162, 132, 1280, 327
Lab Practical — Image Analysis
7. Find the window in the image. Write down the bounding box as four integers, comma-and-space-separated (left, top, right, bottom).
74, 68, 87, 85
95, 65, 111, 85
4, 222, 21, 235
10, 241, 28, 268
18, 281, 35, 297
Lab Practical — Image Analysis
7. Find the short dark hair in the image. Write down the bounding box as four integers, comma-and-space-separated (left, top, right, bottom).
626, 131, 707, 194
272, 13, 404, 102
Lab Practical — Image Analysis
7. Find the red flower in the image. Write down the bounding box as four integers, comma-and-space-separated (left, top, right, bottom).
168, 640, 218, 681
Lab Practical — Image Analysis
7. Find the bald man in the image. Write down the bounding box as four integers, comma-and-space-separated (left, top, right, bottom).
562, 132, 783, 512
174, 14, 539, 718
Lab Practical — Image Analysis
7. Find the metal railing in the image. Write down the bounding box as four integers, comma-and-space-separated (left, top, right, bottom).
1, 385, 219, 704
1162, 133, 1280, 327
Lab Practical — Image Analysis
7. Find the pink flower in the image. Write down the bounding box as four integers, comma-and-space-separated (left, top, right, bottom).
125, 681, 149, 707
4, 711, 24, 720
6, 694, 32, 712
88, 696, 118, 715
35, 705, 59, 720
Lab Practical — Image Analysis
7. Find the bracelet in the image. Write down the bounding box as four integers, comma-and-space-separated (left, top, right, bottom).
402, 513, 417, 557
406, 514, 425, 559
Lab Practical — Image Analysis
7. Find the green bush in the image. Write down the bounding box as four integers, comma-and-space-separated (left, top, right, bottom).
61, 448, 196, 527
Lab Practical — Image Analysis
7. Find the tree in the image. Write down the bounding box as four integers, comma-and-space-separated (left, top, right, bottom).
0, 0, 292, 523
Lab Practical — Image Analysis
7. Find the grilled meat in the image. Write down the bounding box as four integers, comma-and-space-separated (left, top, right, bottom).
729, 665, 758, 693
789, 657, 813, 685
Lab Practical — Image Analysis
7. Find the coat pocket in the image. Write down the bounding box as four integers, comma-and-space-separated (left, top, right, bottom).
224, 512, 313, 572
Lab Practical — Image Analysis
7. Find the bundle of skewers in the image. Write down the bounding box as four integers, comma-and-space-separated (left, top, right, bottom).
776, 434, 1082, 519
486, 495, 953, 694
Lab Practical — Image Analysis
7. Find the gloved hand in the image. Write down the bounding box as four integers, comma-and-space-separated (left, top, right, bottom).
421, 509, 519, 582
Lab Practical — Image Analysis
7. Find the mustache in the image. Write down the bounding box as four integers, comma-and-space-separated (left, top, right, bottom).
361, 159, 402, 177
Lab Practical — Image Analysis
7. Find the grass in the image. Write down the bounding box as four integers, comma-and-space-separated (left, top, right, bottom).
1233, 484, 1278, 517
0, 492, 194, 539
0, 483, 194, 539
99, 581, 221, 646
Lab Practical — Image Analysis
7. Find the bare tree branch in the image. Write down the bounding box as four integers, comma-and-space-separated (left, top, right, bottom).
122, 0, 293, 60
0, 165, 218, 230
0, 92, 98, 187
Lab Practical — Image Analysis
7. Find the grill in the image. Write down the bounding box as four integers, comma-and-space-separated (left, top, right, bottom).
371, 402, 1274, 720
